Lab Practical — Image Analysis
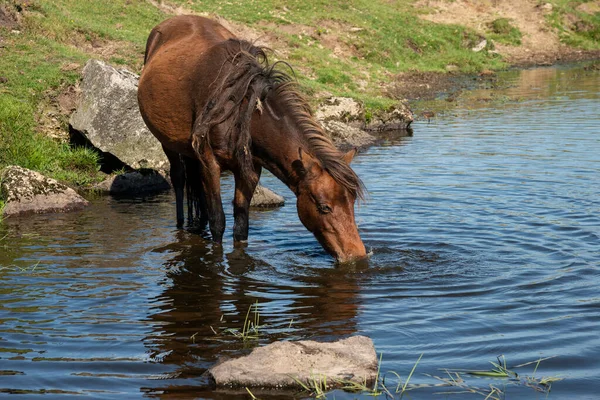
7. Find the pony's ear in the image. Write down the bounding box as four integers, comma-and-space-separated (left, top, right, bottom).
342, 148, 358, 165
292, 148, 307, 179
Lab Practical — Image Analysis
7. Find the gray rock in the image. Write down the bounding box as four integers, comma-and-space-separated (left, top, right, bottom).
93, 170, 171, 195
209, 335, 378, 389
472, 39, 488, 52
1, 166, 89, 217
70, 59, 169, 170
251, 185, 285, 208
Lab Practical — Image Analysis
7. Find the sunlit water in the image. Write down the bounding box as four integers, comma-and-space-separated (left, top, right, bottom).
1, 65, 599, 399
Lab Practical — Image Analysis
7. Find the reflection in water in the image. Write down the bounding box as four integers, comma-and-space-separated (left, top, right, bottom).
142, 231, 364, 396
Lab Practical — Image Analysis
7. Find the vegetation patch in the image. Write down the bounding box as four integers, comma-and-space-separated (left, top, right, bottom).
545, 0, 600, 50
488, 18, 522, 45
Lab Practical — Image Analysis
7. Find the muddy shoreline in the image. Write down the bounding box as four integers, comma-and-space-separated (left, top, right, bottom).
393, 51, 600, 103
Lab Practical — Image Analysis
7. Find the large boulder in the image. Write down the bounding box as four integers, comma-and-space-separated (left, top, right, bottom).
209, 336, 378, 389
70, 59, 169, 170
1, 166, 89, 217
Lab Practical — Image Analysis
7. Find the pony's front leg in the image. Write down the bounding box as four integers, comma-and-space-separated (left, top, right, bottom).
197, 150, 226, 243
162, 145, 185, 228
233, 165, 262, 243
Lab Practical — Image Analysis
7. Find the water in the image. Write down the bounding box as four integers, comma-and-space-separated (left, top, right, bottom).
1, 64, 599, 399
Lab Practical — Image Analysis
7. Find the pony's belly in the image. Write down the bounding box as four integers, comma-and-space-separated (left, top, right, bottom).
138, 64, 196, 157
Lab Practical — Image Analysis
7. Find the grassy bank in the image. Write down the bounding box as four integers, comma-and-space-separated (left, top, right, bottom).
1, 0, 599, 201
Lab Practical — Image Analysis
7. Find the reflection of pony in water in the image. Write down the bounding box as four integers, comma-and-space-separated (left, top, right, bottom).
138, 15, 366, 262
145, 233, 363, 386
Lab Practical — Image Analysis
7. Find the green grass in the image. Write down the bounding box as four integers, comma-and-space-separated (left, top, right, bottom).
0, 90, 102, 186
212, 301, 262, 342
545, 0, 600, 50
286, 354, 561, 399
488, 18, 522, 45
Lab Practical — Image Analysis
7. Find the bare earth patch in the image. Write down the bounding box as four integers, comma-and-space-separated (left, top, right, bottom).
36, 84, 81, 142
388, 71, 463, 100
416, 0, 599, 65
577, 1, 600, 15
0, 3, 19, 29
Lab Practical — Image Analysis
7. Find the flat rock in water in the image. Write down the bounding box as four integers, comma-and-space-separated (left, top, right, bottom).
208, 336, 378, 388
70, 59, 169, 170
250, 185, 285, 208
1, 166, 89, 217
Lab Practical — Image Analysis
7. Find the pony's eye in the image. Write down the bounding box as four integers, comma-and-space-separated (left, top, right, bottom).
317, 204, 332, 214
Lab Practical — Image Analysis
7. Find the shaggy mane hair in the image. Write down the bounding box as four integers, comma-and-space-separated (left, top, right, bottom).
192, 39, 365, 200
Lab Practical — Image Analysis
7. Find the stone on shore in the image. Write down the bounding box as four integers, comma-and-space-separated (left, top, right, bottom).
1, 166, 89, 217
208, 336, 378, 389
316, 96, 413, 132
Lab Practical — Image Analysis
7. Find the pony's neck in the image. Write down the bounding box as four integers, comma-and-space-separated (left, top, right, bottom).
251, 119, 314, 195
259, 139, 314, 195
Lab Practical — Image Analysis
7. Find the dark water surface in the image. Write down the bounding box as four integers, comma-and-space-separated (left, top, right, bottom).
1, 65, 599, 399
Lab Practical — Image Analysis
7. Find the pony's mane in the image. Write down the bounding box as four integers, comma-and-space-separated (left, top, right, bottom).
192, 39, 365, 200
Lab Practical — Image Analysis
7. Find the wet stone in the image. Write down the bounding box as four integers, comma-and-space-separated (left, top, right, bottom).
208, 336, 378, 389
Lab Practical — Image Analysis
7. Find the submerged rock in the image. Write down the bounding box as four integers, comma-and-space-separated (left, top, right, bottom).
208, 335, 378, 389
1, 166, 89, 217
251, 185, 285, 208
70, 59, 169, 171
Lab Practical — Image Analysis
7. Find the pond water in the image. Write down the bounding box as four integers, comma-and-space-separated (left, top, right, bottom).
1, 64, 599, 399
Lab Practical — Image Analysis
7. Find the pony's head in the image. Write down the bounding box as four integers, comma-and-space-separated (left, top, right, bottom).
293, 148, 366, 263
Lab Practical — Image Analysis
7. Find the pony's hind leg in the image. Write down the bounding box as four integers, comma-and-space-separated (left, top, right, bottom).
162, 145, 185, 228
232, 163, 262, 243
183, 156, 208, 230
196, 146, 226, 243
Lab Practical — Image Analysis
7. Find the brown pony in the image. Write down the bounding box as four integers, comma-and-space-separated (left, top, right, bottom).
138, 16, 366, 262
